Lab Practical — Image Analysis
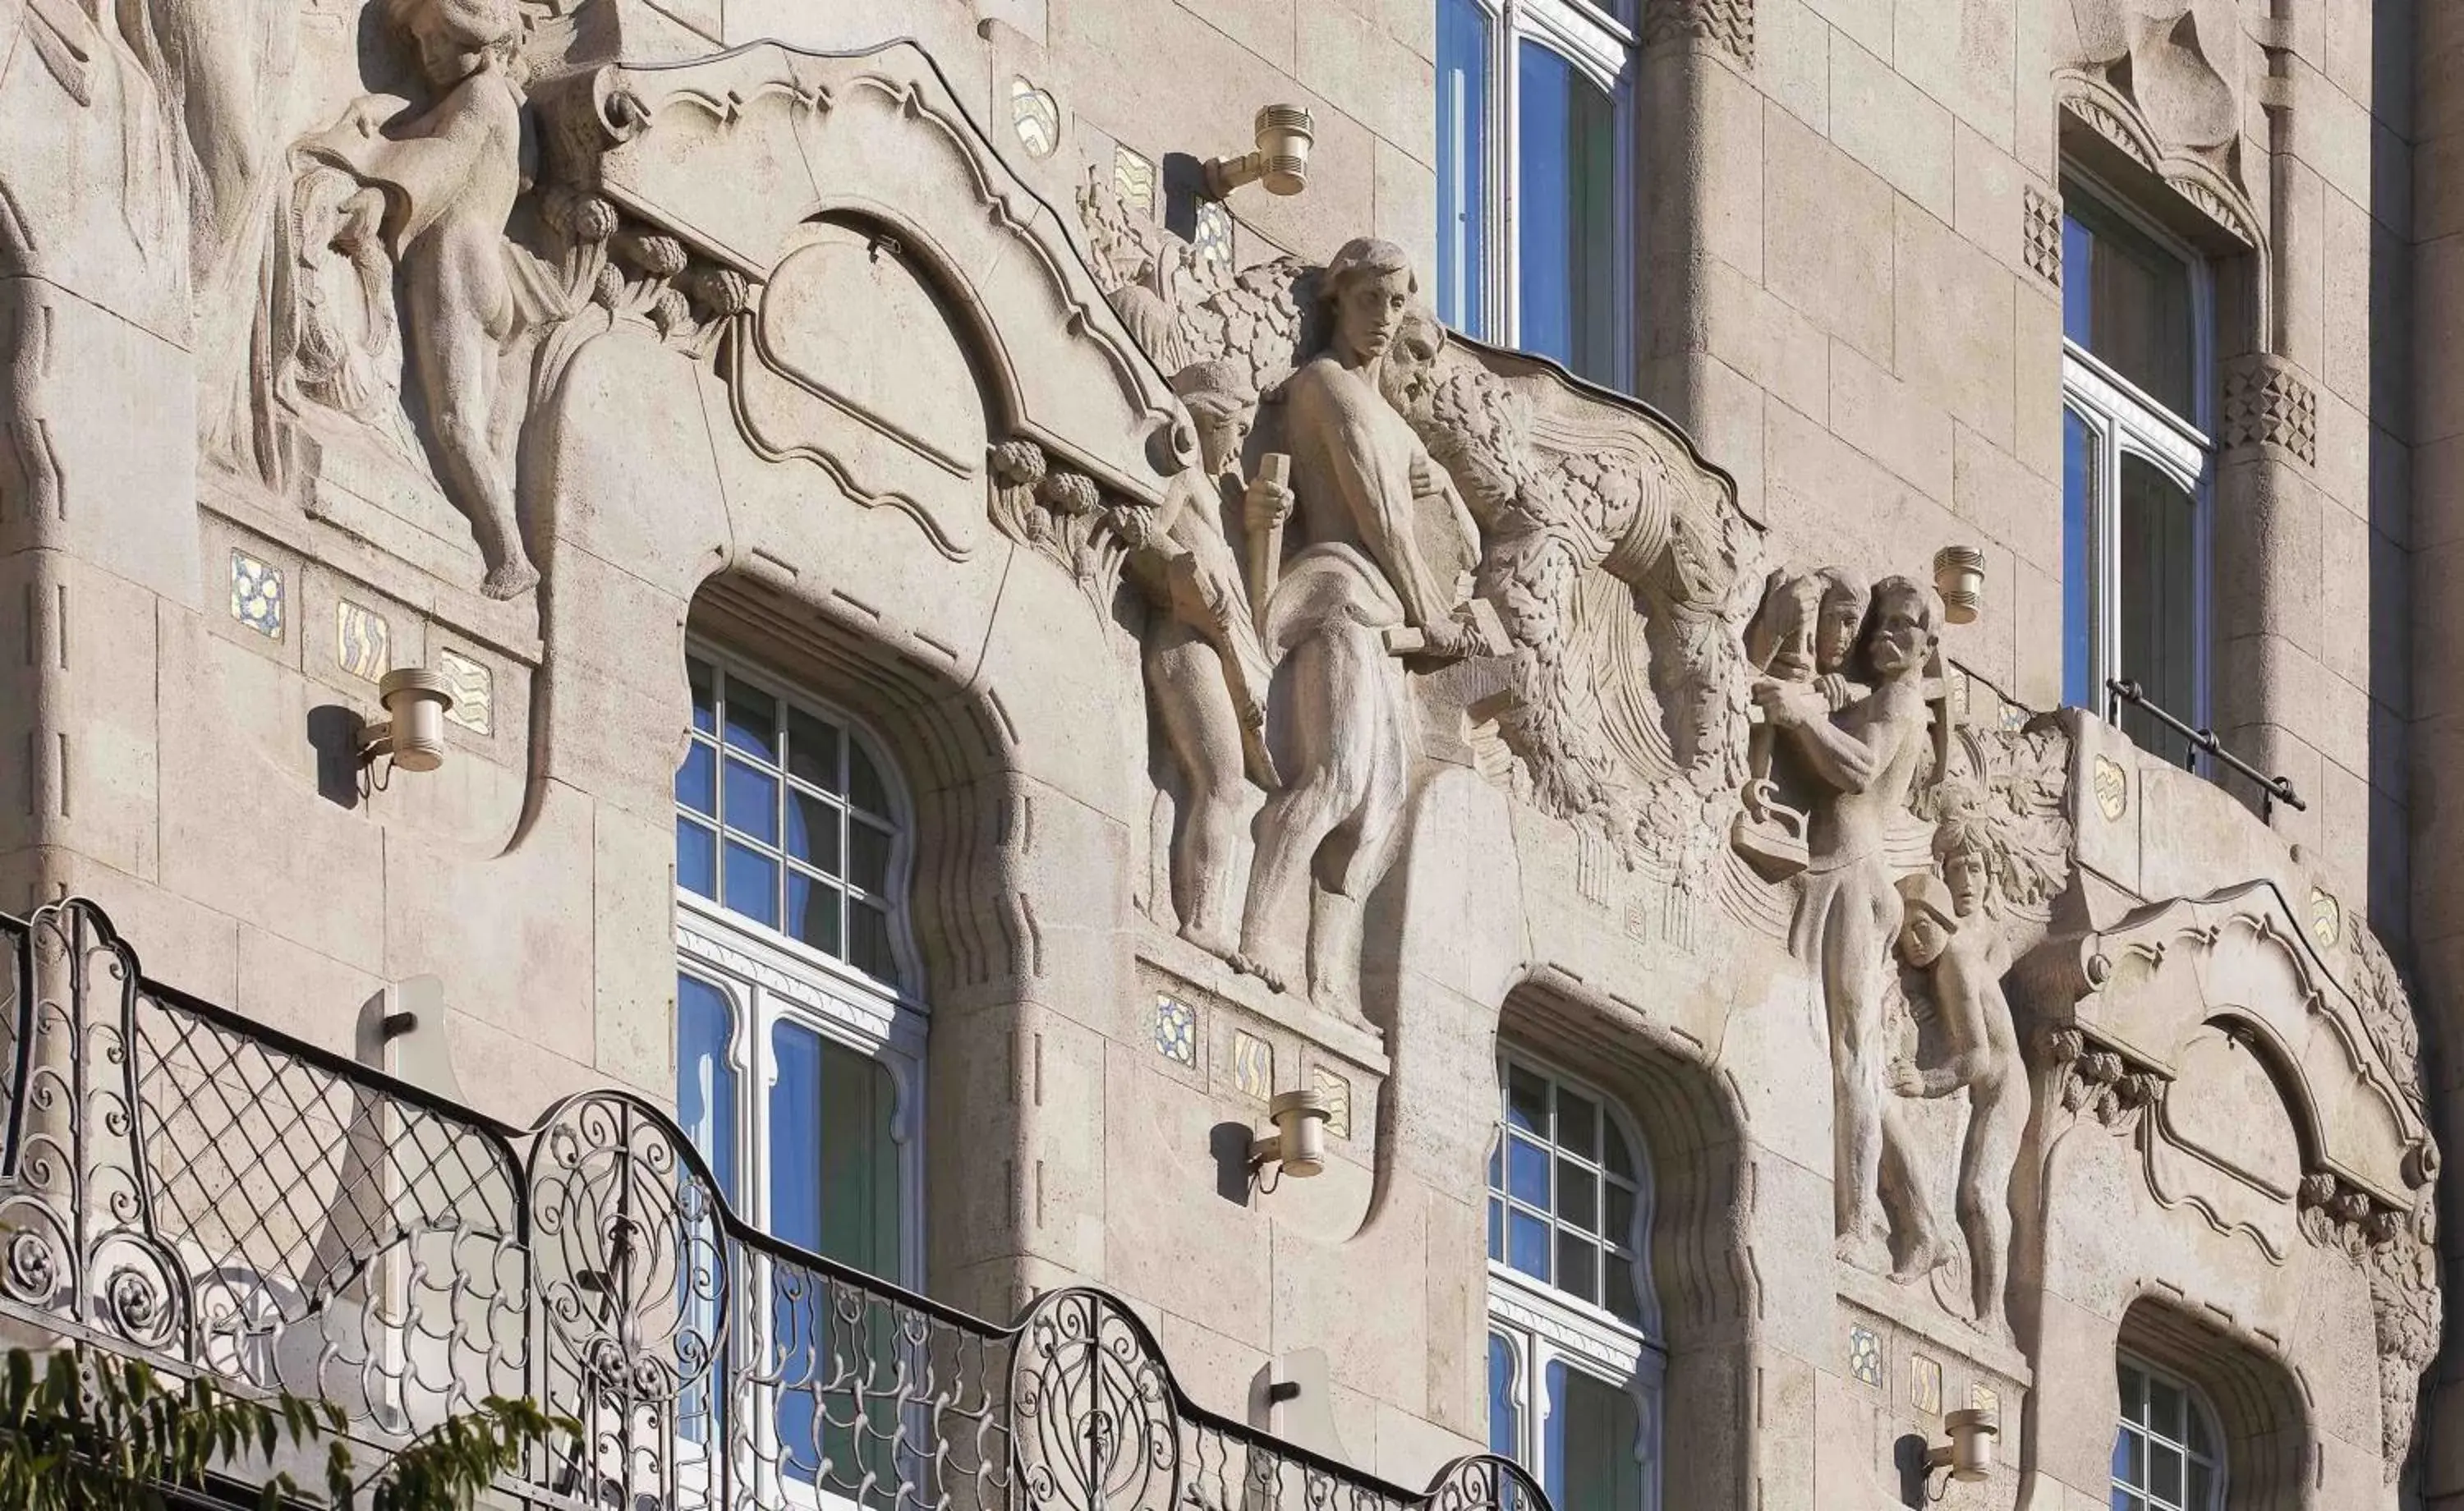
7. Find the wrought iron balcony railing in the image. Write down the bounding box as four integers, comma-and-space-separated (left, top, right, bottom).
0, 898, 1546, 1511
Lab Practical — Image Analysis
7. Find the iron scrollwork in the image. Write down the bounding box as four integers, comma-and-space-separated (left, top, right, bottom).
0, 898, 1557, 1511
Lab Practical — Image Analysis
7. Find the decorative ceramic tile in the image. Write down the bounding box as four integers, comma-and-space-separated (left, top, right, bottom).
1111, 145, 1157, 218
1970, 1382, 1999, 1420
1909, 1353, 1942, 1415
2092, 753, 2129, 821
438, 648, 492, 735
1152, 994, 1196, 1066
1231, 1030, 1273, 1100
2308, 886, 2342, 951
1312, 1065, 1353, 1138
1193, 199, 1234, 264
228, 549, 284, 639
1846, 1326, 1881, 1389
1009, 76, 1060, 159
334, 599, 391, 682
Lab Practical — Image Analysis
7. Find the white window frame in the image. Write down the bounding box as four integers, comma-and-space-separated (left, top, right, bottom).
2058, 169, 2216, 750
2112, 1354, 2225, 1511
1440, 0, 1638, 385
1486, 1054, 1664, 1511
672, 649, 931, 1511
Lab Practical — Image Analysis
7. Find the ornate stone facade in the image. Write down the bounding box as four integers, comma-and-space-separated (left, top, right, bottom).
0, 0, 2446, 1507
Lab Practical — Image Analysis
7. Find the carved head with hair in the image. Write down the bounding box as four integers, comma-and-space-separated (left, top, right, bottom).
1377, 302, 1449, 421
388, 0, 523, 85
1316, 237, 1418, 366
1896, 871, 1958, 967
1813, 567, 1870, 677
1861, 575, 1942, 681
1932, 806, 1998, 918
1170, 359, 1257, 476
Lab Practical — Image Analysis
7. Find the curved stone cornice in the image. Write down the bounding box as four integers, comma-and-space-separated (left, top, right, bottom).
539, 39, 1192, 506
2044, 880, 2430, 1213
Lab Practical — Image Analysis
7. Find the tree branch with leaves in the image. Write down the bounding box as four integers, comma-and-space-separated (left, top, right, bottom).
0, 1348, 573, 1511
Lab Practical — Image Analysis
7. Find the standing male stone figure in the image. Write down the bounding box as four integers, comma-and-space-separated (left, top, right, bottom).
1233, 238, 1485, 1027
1757, 576, 1950, 1276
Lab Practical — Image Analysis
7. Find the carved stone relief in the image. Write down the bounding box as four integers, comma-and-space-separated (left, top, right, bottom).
2220, 354, 2319, 468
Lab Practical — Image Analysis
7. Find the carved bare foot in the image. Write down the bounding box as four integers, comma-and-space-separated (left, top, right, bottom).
1179, 918, 1240, 962
1227, 952, 1288, 993
1890, 1234, 1956, 1286
481, 560, 540, 599
1835, 1229, 1892, 1274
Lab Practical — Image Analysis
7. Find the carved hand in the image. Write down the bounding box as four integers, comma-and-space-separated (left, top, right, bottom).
1243, 475, 1294, 530
1888, 1061, 1926, 1097
1750, 677, 1814, 731
1409, 452, 1445, 499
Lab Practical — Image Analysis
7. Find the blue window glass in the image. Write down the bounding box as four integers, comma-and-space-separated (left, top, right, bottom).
2062, 196, 2194, 414
676, 974, 738, 1201
1488, 1334, 1520, 1458
2063, 407, 2095, 710
1542, 1362, 1643, 1508
678, 818, 717, 899
1437, 0, 1490, 336
1516, 44, 1617, 387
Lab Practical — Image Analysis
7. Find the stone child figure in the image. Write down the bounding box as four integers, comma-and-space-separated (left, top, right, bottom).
299, 0, 541, 599
1756, 575, 1946, 1275
1736, 567, 1872, 875
1892, 820, 2027, 1337
1131, 361, 1283, 959
1234, 238, 1487, 1025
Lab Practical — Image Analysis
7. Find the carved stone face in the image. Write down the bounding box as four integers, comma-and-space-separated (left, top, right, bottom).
1335, 269, 1414, 364
1378, 307, 1444, 419
401, 0, 513, 85
1816, 586, 1867, 675
1191, 407, 1250, 477
1866, 584, 1935, 677
1942, 848, 1989, 916
1900, 907, 1951, 967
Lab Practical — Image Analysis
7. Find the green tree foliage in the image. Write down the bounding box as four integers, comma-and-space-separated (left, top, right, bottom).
0, 1348, 572, 1511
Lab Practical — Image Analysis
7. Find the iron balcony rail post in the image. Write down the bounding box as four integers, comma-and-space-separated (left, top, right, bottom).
0, 897, 1556, 1511
2103, 677, 2305, 821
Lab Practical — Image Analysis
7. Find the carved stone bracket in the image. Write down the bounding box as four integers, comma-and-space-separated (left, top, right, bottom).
2040, 1024, 2167, 1131
2220, 355, 2319, 467
1642, 0, 1755, 67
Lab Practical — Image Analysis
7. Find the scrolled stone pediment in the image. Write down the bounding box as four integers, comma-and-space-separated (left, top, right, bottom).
541, 40, 1190, 507
2052, 882, 2430, 1216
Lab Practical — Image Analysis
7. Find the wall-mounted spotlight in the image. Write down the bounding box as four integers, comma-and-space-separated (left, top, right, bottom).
1923, 1408, 1998, 1497
1248, 1088, 1332, 1182
1204, 106, 1317, 199
357, 668, 457, 774
1933, 544, 1985, 626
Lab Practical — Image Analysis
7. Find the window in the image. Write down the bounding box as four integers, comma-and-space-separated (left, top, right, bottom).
677, 653, 907, 985
2060, 178, 2212, 766
675, 650, 926, 1504
674, 646, 922, 1264
1437, 0, 1634, 388
1486, 1056, 1662, 1509
2111, 1357, 2223, 1511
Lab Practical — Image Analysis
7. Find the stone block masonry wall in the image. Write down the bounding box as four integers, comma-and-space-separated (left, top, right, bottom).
1634, 0, 2412, 945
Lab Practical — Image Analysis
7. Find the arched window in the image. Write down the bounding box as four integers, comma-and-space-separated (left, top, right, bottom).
672, 647, 923, 1284
2112, 1355, 2223, 1511
1436, 0, 1634, 390
1486, 1055, 1663, 1508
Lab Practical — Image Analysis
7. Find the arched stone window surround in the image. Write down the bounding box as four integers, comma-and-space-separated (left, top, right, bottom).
2112, 1296, 2312, 1511
1496, 973, 1754, 1509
